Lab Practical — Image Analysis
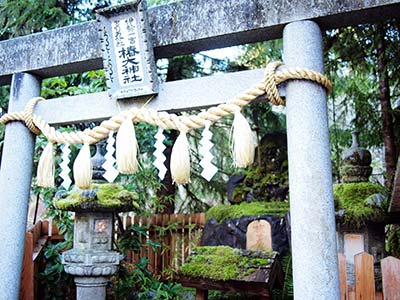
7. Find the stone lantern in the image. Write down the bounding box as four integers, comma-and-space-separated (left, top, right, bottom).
54, 143, 139, 300
334, 132, 387, 286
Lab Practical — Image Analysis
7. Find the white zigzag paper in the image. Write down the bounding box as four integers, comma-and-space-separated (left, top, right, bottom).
199, 121, 218, 181
60, 144, 72, 189
153, 127, 167, 180
102, 131, 119, 183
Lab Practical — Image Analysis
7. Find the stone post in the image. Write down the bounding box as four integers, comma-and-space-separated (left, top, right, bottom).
0, 73, 41, 299
283, 21, 340, 300
62, 212, 123, 300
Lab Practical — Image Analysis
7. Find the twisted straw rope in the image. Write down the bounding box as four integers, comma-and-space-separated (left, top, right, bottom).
0, 62, 332, 145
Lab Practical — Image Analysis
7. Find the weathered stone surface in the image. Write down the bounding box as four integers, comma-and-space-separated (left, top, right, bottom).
340, 132, 372, 183
33, 68, 272, 125
284, 21, 339, 300
246, 220, 272, 251
227, 132, 288, 203
61, 211, 124, 300
0, 73, 41, 299
63, 250, 122, 276
74, 277, 108, 300
1, 0, 400, 84
201, 215, 289, 255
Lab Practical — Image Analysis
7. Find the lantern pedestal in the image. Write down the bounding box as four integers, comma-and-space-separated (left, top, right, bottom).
74, 276, 108, 299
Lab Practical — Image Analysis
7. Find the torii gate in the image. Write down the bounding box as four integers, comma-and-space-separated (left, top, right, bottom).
0, 1, 399, 299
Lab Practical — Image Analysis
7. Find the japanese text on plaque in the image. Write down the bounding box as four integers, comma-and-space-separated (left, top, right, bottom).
111, 16, 144, 86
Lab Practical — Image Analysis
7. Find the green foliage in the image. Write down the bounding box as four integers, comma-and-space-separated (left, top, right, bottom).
117, 224, 161, 255
34, 186, 75, 300
0, 0, 71, 39
333, 182, 387, 226
206, 201, 289, 223
41, 70, 107, 98
111, 225, 184, 300
0, 0, 112, 40
237, 40, 283, 69
119, 167, 163, 214
387, 225, 400, 258
232, 165, 288, 203
181, 246, 275, 281
111, 258, 184, 300
325, 21, 400, 179
39, 238, 75, 300
271, 252, 293, 300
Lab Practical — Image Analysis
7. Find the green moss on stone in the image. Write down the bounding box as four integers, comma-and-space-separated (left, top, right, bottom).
181, 246, 275, 281
249, 258, 270, 266
387, 225, 400, 258
206, 201, 289, 223
54, 183, 139, 211
333, 182, 387, 227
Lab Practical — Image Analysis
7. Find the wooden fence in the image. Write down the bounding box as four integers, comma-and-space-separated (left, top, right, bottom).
338, 252, 400, 300
122, 213, 206, 276
21, 218, 400, 300
20, 220, 53, 300
20, 213, 206, 299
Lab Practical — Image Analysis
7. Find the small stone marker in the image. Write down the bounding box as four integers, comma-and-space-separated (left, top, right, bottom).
246, 220, 272, 251
344, 233, 364, 264
381, 256, 400, 300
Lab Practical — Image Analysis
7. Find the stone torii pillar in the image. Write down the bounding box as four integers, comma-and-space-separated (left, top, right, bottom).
0, 73, 41, 299
284, 21, 340, 300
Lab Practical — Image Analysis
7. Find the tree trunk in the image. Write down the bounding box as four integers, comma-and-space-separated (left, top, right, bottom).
377, 24, 398, 189
156, 130, 178, 214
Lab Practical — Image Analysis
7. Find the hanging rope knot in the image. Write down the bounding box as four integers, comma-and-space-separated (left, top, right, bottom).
263, 61, 285, 106
262, 61, 333, 106
23, 97, 44, 135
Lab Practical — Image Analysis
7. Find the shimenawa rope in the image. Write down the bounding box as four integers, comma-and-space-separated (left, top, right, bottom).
0, 61, 331, 144
0, 61, 332, 188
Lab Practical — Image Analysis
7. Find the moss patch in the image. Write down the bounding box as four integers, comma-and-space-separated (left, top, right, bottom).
54, 183, 139, 211
180, 246, 275, 281
206, 201, 289, 223
333, 182, 387, 227
387, 225, 400, 258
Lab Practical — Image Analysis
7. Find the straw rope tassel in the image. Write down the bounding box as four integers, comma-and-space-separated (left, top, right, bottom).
116, 118, 139, 174
73, 143, 92, 189
231, 110, 255, 168
37, 142, 55, 188
170, 131, 191, 185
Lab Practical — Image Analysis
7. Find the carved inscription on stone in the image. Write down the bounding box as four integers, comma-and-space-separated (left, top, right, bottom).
246, 220, 272, 251
94, 218, 110, 234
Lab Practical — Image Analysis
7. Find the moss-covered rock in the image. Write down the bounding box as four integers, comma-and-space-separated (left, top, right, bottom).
180, 246, 276, 281
206, 201, 289, 223
54, 183, 139, 212
333, 182, 387, 227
